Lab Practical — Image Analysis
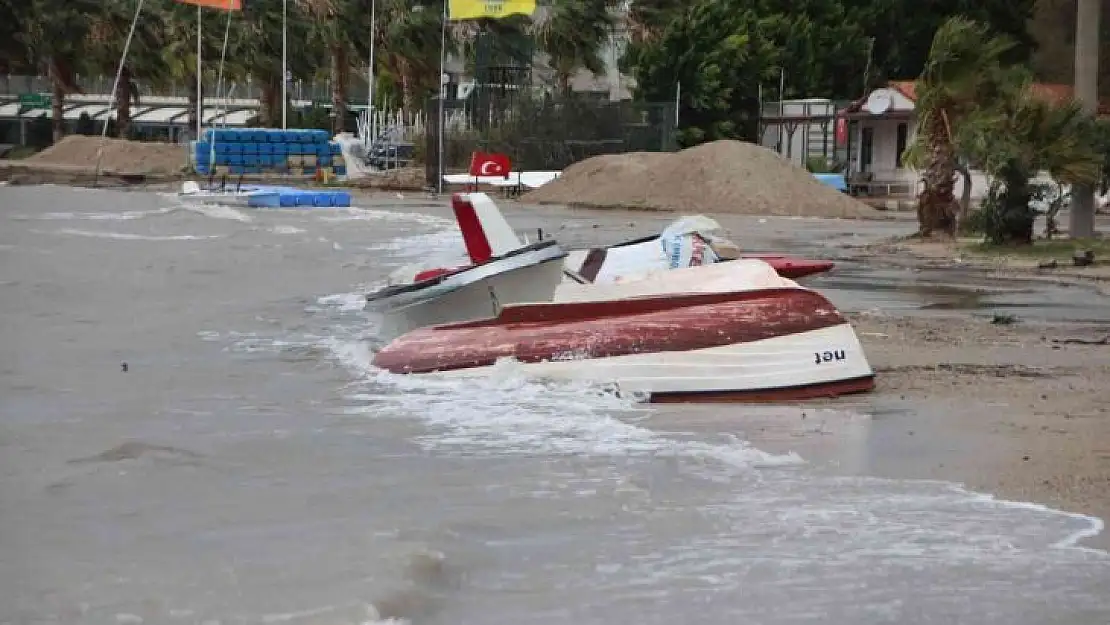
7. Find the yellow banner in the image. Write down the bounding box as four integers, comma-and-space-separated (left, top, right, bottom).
448, 0, 536, 20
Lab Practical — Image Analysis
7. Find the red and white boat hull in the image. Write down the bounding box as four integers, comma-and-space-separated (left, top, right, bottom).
373, 262, 875, 402
404, 323, 873, 402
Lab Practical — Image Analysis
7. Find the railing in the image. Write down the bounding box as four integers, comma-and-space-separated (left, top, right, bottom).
1, 73, 383, 103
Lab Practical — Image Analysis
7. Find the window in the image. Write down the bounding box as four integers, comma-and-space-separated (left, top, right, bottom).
895, 123, 908, 168
861, 126, 874, 171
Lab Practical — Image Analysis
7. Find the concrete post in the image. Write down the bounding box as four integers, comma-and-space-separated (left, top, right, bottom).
1069, 0, 1100, 239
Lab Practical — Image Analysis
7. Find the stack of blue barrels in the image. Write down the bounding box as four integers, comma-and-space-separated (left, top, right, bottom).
193, 128, 347, 177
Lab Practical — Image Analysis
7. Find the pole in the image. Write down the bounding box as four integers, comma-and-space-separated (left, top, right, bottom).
674, 81, 680, 126
368, 0, 376, 143
1070, 0, 1100, 239
282, 0, 288, 129
196, 5, 203, 140
436, 0, 448, 194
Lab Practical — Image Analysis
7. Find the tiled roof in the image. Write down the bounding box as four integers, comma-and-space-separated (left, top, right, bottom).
842, 80, 1110, 116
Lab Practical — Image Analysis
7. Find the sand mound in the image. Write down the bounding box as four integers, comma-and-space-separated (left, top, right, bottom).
24, 136, 188, 175
522, 140, 877, 219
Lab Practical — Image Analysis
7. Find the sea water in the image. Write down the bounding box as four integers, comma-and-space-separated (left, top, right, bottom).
1, 184, 1108, 625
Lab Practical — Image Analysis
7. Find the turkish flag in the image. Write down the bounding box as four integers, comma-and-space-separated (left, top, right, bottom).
176, 0, 242, 10
468, 151, 511, 178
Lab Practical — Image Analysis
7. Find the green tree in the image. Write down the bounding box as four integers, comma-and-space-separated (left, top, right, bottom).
623, 0, 872, 145
623, 1, 779, 146
845, 0, 1036, 85
230, 0, 323, 126
532, 0, 615, 94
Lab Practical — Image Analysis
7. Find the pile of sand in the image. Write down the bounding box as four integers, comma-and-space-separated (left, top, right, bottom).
24, 136, 188, 175
522, 140, 878, 219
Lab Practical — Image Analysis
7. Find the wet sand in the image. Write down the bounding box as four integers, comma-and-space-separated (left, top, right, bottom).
790, 314, 1110, 550
491, 200, 1110, 548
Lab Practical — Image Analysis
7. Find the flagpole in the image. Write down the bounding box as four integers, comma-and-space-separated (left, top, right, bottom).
282, 0, 288, 129
436, 0, 448, 194
196, 4, 203, 140
368, 0, 376, 142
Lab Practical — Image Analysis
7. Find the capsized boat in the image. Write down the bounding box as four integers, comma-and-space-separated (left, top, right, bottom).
366, 193, 568, 342
372, 259, 875, 402
177, 180, 263, 207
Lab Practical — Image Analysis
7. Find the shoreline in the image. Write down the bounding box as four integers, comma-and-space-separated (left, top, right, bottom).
4, 177, 1109, 550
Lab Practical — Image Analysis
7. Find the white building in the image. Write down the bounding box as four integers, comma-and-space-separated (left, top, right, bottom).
839, 80, 1104, 201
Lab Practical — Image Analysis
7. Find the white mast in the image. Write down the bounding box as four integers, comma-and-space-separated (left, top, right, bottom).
281, 0, 288, 128
196, 5, 203, 139
367, 0, 376, 142
436, 0, 447, 193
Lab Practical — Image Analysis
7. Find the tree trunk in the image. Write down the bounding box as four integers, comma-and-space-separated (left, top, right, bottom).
955, 161, 972, 229
399, 58, 415, 115
260, 79, 279, 127
915, 112, 959, 237
115, 66, 133, 139
557, 70, 571, 96
994, 165, 1036, 245
331, 44, 348, 135
48, 61, 67, 144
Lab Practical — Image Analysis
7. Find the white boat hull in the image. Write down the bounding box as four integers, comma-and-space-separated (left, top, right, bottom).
420, 323, 873, 400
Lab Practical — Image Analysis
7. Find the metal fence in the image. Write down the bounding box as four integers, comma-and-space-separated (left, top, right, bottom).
0, 73, 375, 103
423, 94, 677, 187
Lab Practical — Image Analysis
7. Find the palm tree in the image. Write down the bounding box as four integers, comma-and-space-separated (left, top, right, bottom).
377, 0, 454, 114
301, 0, 371, 133
232, 0, 323, 126
85, 0, 164, 138
622, 0, 682, 45
154, 2, 242, 139
15, 0, 102, 142
531, 0, 616, 94
901, 16, 1024, 238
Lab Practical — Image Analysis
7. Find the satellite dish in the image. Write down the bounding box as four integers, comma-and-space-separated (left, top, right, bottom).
458, 82, 476, 100
865, 90, 892, 115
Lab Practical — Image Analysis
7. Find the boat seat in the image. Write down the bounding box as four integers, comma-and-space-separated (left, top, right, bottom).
414, 265, 470, 282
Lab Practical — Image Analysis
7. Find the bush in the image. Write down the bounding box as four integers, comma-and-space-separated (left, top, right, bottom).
805, 156, 844, 173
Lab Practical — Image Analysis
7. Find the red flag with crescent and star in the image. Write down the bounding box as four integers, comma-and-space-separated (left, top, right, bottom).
468, 151, 511, 178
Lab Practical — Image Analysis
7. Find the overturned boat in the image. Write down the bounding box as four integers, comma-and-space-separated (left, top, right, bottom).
373, 259, 875, 402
